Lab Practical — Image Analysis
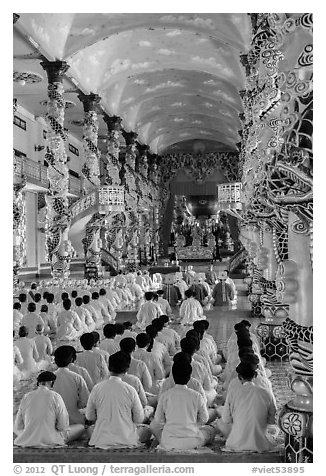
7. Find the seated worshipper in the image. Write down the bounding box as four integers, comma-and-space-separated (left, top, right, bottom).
99, 323, 120, 355
215, 362, 277, 453
90, 292, 107, 327
53, 346, 90, 425
46, 293, 59, 325
136, 291, 161, 330
135, 271, 148, 292
152, 292, 164, 316
126, 274, 144, 302
91, 331, 110, 368
205, 264, 218, 286
20, 302, 45, 337
99, 288, 116, 322
152, 317, 177, 357
143, 270, 153, 289
184, 265, 196, 285
115, 270, 127, 287
32, 293, 43, 313
114, 323, 127, 345
76, 333, 109, 384
40, 304, 56, 335
107, 279, 123, 309
158, 315, 181, 353
123, 321, 138, 339
86, 351, 152, 448
174, 273, 188, 300
113, 351, 153, 419
150, 360, 216, 450
224, 270, 237, 299
33, 324, 53, 365
146, 324, 172, 377
156, 290, 172, 316
134, 333, 165, 397
180, 289, 206, 326
15, 326, 41, 378
27, 282, 37, 304
189, 275, 208, 306
186, 328, 221, 383
119, 337, 153, 393
212, 271, 234, 307
55, 292, 70, 312
180, 337, 218, 405
114, 281, 134, 308
152, 273, 163, 289
162, 274, 182, 307
56, 299, 83, 341
66, 346, 94, 392
13, 302, 23, 334
159, 352, 207, 408
13, 340, 24, 385
74, 297, 95, 333
193, 320, 222, 366
18, 293, 28, 315
14, 371, 85, 447
226, 321, 261, 361
197, 273, 212, 299
82, 295, 99, 330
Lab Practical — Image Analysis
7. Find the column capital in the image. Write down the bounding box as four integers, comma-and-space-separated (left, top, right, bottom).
77, 92, 101, 112
103, 114, 122, 132
40, 60, 69, 83
122, 130, 138, 146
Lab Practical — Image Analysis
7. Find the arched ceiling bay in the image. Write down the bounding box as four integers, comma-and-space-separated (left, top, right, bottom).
14, 13, 252, 154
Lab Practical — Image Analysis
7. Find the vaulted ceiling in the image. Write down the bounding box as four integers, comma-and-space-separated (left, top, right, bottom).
13, 13, 252, 155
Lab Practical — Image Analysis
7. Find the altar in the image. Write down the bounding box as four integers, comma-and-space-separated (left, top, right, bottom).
176, 245, 213, 261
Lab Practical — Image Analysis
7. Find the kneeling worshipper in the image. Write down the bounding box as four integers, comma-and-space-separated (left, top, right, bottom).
225, 320, 261, 361
56, 299, 83, 342
13, 339, 24, 385
53, 346, 90, 425
91, 331, 110, 368
74, 297, 95, 333
86, 351, 152, 448
134, 333, 165, 398
13, 302, 23, 334
150, 360, 217, 450
14, 371, 85, 447
193, 320, 222, 365
179, 289, 206, 326
215, 362, 277, 453
189, 275, 208, 306
145, 324, 172, 377
76, 333, 109, 384
119, 337, 153, 393
136, 291, 161, 330
15, 326, 44, 378
174, 272, 189, 300
66, 346, 94, 392
157, 314, 180, 354
156, 290, 172, 316
100, 323, 120, 355
162, 274, 182, 307
20, 302, 45, 337
153, 316, 178, 357
212, 271, 235, 307
98, 288, 116, 322
33, 323, 53, 365
39, 304, 57, 335
122, 321, 138, 339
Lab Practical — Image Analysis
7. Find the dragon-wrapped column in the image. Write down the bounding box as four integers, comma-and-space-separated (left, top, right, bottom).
40, 60, 72, 279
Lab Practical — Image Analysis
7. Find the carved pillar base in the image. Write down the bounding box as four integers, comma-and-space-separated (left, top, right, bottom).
256, 318, 289, 361
279, 383, 313, 463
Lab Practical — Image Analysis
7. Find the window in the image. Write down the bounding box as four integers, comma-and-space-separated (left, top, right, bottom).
13, 115, 26, 130
14, 149, 27, 158
69, 169, 80, 178
69, 143, 79, 156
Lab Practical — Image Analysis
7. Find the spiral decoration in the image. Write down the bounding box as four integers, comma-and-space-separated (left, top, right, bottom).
103, 115, 121, 186
40, 61, 72, 278
13, 172, 27, 286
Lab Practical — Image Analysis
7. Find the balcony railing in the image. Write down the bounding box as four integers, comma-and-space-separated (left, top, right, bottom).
70, 186, 125, 222
217, 182, 243, 210
13, 155, 82, 196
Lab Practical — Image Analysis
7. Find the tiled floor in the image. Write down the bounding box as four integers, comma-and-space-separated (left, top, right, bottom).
13, 270, 294, 463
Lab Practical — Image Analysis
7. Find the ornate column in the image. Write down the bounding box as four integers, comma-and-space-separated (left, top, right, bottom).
13, 163, 27, 287
103, 115, 122, 186
40, 60, 72, 278
78, 92, 101, 192
78, 93, 102, 278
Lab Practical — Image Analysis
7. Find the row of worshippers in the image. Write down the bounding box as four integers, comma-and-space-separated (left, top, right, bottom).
14, 317, 278, 452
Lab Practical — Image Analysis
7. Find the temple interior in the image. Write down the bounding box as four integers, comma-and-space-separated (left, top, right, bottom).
12, 12, 313, 464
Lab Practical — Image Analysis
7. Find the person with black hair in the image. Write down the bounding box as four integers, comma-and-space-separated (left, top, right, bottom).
180, 338, 217, 406
81, 295, 98, 330
155, 290, 172, 316
153, 317, 177, 357
13, 302, 23, 333
14, 371, 85, 447
91, 331, 110, 367
136, 291, 160, 330
179, 288, 205, 325
122, 321, 137, 339
113, 322, 126, 345
66, 345, 94, 392
53, 346, 90, 425
18, 293, 28, 315
20, 302, 45, 336
216, 362, 277, 453
56, 299, 83, 341
99, 324, 120, 355
98, 288, 116, 322
33, 293, 42, 313
74, 297, 95, 333
33, 323, 53, 363
134, 333, 164, 396
146, 324, 172, 377
156, 315, 180, 354
150, 360, 216, 450
85, 351, 152, 448
46, 293, 59, 324
76, 333, 109, 384
15, 326, 40, 378
40, 304, 56, 335
120, 337, 152, 393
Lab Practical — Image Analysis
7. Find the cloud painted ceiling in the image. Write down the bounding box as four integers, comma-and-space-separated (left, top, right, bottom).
14, 13, 252, 154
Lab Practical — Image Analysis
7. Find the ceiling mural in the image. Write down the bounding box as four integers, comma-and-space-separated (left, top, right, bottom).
14, 13, 252, 155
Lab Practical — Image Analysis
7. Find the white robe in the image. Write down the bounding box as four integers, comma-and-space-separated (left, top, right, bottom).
179, 297, 205, 325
